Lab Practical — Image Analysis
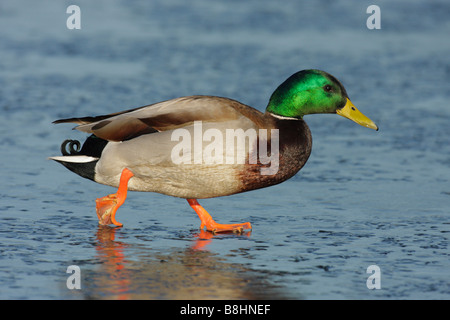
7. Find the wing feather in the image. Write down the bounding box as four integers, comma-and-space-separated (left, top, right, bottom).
53, 96, 254, 141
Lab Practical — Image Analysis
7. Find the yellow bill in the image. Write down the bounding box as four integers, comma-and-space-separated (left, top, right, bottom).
336, 98, 378, 131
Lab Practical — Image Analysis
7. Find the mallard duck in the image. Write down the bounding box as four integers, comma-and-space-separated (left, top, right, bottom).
50, 69, 378, 233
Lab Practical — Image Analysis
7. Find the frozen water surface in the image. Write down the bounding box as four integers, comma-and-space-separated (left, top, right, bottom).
0, 0, 449, 299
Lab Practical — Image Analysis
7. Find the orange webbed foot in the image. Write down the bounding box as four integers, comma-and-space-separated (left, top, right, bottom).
96, 168, 134, 227
187, 199, 252, 234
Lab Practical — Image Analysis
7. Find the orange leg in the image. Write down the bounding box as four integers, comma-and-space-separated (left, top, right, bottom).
96, 168, 134, 227
187, 199, 252, 234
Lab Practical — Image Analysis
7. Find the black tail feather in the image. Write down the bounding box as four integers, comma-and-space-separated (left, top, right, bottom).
60, 135, 108, 158
54, 135, 108, 182
56, 159, 98, 182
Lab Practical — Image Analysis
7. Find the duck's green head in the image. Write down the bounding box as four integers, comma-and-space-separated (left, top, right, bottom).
266, 69, 378, 130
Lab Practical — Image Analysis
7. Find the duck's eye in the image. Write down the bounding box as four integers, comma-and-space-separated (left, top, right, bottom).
324, 85, 333, 92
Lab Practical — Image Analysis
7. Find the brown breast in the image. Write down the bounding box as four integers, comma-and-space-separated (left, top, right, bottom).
237, 114, 312, 193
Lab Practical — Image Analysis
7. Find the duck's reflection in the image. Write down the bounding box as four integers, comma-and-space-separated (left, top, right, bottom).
191, 229, 251, 250
81, 226, 289, 300
91, 226, 131, 300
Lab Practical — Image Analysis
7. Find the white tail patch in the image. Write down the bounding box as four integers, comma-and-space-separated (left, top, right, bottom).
49, 155, 98, 163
